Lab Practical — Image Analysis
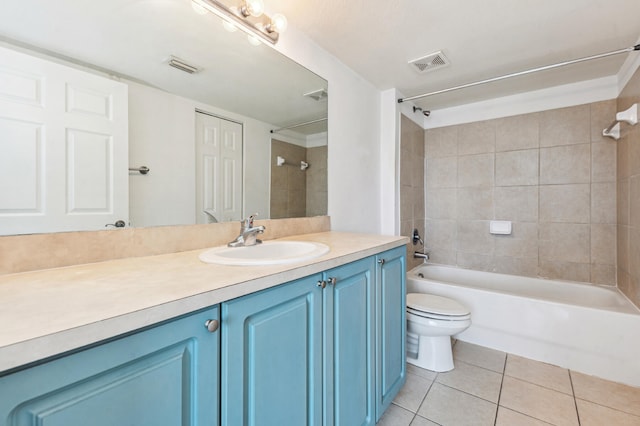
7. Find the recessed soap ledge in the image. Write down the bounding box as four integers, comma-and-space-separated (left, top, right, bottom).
0, 225, 408, 373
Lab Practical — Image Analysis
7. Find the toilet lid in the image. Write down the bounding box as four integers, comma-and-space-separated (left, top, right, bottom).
407, 293, 470, 316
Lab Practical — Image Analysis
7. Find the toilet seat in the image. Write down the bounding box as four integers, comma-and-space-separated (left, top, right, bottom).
407, 293, 470, 321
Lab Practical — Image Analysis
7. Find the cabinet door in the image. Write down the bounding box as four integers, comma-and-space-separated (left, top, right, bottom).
221, 274, 323, 426
375, 247, 407, 420
325, 257, 376, 426
0, 307, 220, 426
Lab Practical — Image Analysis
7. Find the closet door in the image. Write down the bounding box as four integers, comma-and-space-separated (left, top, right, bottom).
195, 112, 242, 224
0, 45, 128, 235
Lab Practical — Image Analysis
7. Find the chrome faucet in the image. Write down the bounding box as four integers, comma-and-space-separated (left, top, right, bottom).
227, 213, 266, 247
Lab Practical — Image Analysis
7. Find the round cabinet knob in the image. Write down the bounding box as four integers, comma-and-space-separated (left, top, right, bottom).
378, 259, 386, 265
204, 319, 219, 333
328, 277, 337, 286
317, 280, 326, 289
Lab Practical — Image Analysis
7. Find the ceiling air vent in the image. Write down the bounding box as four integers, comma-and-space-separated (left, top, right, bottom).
408, 51, 450, 74
167, 56, 200, 74
303, 88, 328, 101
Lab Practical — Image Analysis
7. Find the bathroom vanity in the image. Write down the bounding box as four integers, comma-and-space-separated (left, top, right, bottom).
0, 232, 406, 425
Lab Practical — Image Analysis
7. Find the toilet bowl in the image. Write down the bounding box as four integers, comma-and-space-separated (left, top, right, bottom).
406, 293, 471, 372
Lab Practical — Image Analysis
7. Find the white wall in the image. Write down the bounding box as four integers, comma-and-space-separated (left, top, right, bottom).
128, 81, 274, 227
274, 29, 384, 234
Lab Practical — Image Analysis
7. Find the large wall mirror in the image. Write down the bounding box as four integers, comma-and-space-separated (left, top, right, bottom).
0, 0, 328, 236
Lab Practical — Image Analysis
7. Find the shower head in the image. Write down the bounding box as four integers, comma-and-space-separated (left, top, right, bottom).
413, 106, 431, 117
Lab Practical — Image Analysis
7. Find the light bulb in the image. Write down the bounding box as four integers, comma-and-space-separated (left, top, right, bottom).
268, 13, 288, 33
222, 20, 238, 32
247, 34, 262, 46
191, 1, 208, 15
242, 0, 264, 17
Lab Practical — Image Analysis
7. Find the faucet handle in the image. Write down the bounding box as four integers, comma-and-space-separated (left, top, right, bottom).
247, 213, 259, 226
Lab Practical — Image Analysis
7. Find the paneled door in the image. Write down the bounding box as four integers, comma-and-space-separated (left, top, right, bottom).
195, 112, 242, 224
0, 45, 128, 235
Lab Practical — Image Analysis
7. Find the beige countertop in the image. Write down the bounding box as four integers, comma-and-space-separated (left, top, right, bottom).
0, 231, 406, 373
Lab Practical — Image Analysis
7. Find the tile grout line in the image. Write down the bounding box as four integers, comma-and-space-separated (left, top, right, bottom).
568, 370, 582, 426
494, 353, 508, 426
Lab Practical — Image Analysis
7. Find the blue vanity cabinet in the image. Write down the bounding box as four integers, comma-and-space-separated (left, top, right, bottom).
323, 257, 376, 426
221, 273, 324, 425
0, 306, 220, 426
221, 257, 377, 426
375, 246, 407, 421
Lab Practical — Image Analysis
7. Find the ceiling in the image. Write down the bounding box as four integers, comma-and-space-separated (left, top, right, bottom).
269, 0, 640, 111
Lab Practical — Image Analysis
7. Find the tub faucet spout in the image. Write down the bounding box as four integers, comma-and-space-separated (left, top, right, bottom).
414, 251, 429, 261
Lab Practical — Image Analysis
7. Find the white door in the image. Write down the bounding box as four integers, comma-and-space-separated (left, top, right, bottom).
195, 112, 242, 224
0, 46, 128, 235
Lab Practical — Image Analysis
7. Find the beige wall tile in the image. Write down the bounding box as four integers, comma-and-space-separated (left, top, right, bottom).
617, 224, 629, 273
617, 178, 630, 225
425, 126, 457, 158
539, 223, 590, 263
458, 120, 496, 155
618, 138, 630, 179
495, 149, 539, 186
629, 127, 640, 176
457, 252, 494, 272
591, 141, 617, 182
494, 186, 539, 222
539, 104, 590, 147
457, 188, 493, 220
590, 100, 617, 143
457, 220, 494, 255
400, 185, 414, 221
426, 189, 456, 220
400, 148, 413, 186
426, 157, 457, 188
494, 223, 538, 258
412, 156, 425, 189
590, 264, 616, 286
540, 143, 591, 184
539, 184, 590, 223
630, 175, 640, 228
591, 224, 616, 265
425, 220, 456, 251
495, 113, 540, 152
492, 256, 538, 277
539, 259, 591, 282
591, 182, 616, 224
457, 154, 494, 187
414, 186, 426, 223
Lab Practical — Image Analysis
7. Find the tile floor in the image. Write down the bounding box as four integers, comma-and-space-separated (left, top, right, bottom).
377, 341, 640, 426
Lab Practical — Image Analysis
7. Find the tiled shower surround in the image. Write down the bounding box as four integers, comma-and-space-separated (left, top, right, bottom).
401, 99, 620, 286
617, 66, 640, 307
402, 64, 640, 307
270, 139, 327, 219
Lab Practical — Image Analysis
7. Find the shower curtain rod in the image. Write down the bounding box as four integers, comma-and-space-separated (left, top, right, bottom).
397, 44, 640, 104
270, 117, 327, 133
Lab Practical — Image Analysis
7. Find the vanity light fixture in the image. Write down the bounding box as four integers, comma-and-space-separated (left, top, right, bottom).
191, 0, 287, 45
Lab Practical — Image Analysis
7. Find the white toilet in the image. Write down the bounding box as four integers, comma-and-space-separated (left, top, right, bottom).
406, 293, 471, 372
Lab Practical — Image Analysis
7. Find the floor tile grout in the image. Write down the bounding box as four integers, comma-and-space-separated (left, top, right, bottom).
383, 342, 640, 426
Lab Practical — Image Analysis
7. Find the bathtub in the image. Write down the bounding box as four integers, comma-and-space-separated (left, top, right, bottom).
407, 264, 640, 387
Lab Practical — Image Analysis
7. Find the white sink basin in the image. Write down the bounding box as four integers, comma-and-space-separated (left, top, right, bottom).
199, 240, 330, 266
